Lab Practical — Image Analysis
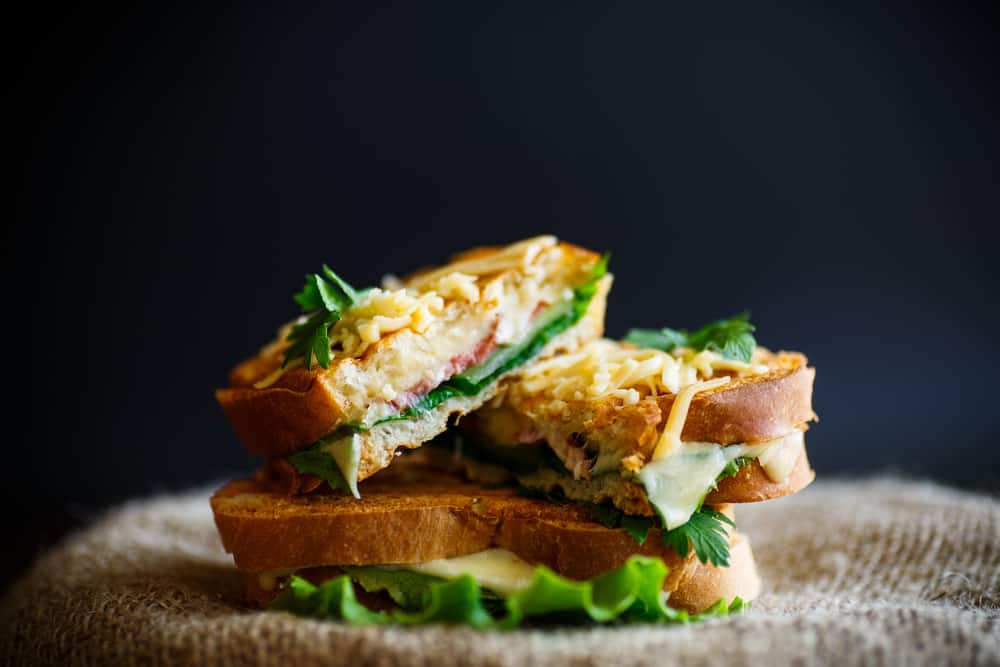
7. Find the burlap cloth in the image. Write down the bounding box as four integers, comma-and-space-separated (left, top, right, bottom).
1, 478, 997, 666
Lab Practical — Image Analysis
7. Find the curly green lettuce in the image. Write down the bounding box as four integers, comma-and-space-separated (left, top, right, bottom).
271, 555, 748, 628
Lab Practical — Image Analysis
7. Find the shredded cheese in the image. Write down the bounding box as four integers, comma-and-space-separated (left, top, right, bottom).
405, 236, 558, 291
330, 287, 446, 358
254, 237, 572, 387
513, 339, 765, 406
651, 377, 731, 461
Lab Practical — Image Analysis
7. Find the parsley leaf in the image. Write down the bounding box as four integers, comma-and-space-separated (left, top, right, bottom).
588, 503, 656, 545
284, 265, 364, 369
284, 310, 339, 370
661, 507, 735, 567
624, 312, 757, 363
620, 515, 655, 545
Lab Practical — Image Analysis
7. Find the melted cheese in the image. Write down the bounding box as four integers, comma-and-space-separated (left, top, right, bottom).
316, 433, 362, 498
754, 430, 804, 482
513, 339, 767, 406
403, 548, 536, 596
638, 442, 730, 530
651, 377, 731, 462
638, 431, 801, 530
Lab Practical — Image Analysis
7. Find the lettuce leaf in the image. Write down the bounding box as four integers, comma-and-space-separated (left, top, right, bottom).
286, 433, 361, 496
342, 566, 446, 610
271, 555, 748, 628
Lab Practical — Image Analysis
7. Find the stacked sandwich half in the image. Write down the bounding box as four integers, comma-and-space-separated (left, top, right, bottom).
212, 236, 817, 627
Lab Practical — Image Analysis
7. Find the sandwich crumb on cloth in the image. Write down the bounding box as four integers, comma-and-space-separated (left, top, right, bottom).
210, 236, 817, 628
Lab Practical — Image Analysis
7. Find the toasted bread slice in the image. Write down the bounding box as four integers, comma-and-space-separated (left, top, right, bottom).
667, 530, 760, 612
469, 349, 815, 470
216, 237, 610, 484
461, 343, 815, 515
211, 462, 710, 595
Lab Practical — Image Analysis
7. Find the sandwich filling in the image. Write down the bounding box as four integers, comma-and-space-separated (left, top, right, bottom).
452, 316, 815, 565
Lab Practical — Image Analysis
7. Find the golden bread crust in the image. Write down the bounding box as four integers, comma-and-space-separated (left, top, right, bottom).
216, 379, 347, 460
211, 462, 699, 592
670, 352, 816, 445
667, 530, 761, 613
705, 447, 816, 504
240, 525, 756, 615
471, 351, 815, 462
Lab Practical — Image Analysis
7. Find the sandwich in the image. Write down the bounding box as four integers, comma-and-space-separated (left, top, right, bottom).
211, 238, 817, 627
216, 236, 610, 496
457, 314, 817, 566
212, 451, 759, 625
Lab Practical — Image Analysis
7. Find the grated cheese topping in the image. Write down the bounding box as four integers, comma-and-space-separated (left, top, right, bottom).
253, 236, 573, 388
405, 236, 559, 291
513, 339, 768, 406
651, 376, 732, 461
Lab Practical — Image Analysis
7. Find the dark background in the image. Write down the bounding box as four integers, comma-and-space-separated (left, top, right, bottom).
8, 3, 998, 589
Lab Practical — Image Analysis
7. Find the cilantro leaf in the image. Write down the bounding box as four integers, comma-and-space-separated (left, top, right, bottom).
661, 507, 735, 567
284, 266, 364, 369
624, 312, 757, 363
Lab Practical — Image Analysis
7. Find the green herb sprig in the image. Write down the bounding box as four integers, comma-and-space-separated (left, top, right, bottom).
590, 503, 735, 567
624, 312, 757, 363
661, 507, 736, 567
283, 266, 365, 370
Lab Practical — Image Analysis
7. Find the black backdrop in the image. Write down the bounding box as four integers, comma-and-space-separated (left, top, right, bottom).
8, 2, 999, 583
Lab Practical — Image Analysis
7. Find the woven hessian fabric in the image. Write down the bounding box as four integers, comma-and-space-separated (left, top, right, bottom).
1, 478, 997, 666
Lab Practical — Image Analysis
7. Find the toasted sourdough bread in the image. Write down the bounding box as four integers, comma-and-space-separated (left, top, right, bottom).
216, 237, 610, 483
240, 528, 759, 614
211, 460, 724, 596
